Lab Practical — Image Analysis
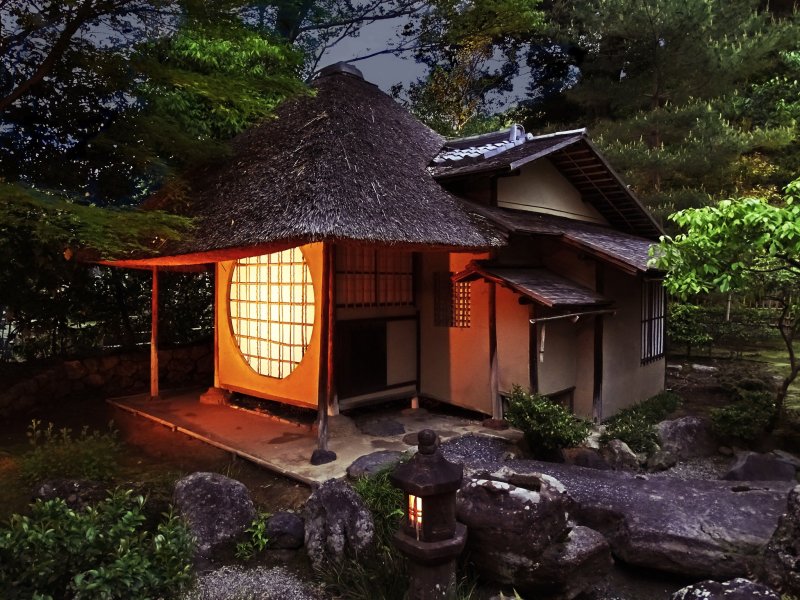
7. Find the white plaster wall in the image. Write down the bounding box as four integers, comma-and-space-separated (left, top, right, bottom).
601, 269, 666, 418
496, 286, 530, 394
497, 159, 608, 224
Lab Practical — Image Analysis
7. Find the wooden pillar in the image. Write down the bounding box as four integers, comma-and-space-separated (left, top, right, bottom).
150, 266, 159, 400
529, 305, 539, 393
316, 243, 337, 453
326, 244, 337, 417
593, 264, 605, 422
213, 264, 220, 389
488, 282, 501, 419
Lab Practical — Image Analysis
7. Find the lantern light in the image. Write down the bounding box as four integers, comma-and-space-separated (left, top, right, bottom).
390, 429, 466, 600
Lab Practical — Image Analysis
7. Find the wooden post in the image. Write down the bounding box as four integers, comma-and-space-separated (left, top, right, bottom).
316, 243, 335, 454
326, 244, 337, 417
529, 305, 538, 393
150, 266, 159, 400
488, 282, 501, 419
592, 264, 605, 422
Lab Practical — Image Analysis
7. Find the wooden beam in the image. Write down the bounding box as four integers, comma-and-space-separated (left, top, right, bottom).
489, 282, 501, 419
150, 266, 159, 400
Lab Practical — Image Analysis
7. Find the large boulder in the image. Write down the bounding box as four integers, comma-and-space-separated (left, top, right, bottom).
456, 473, 611, 599
657, 416, 717, 459
671, 578, 780, 600
265, 511, 305, 550
304, 479, 374, 570
174, 472, 257, 561
561, 447, 612, 471
346, 451, 403, 479
761, 484, 800, 596
600, 439, 640, 471
723, 452, 797, 482
480, 460, 793, 580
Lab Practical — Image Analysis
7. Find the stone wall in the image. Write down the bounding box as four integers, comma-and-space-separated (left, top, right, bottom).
0, 344, 213, 417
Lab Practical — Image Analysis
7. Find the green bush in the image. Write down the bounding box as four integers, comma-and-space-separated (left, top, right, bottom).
601, 412, 659, 454
601, 391, 683, 454
505, 386, 591, 454
235, 512, 271, 561
711, 390, 775, 442
0, 490, 194, 599
20, 420, 120, 485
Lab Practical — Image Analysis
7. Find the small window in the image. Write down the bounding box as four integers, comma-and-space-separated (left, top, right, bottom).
641, 279, 665, 363
434, 272, 471, 328
336, 247, 414, 307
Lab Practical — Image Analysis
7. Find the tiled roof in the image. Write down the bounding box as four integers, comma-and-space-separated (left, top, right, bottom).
430, 129, 586, 179
468, 205, 661, 274
431, 127, 663, 240
454, 263, 612, 308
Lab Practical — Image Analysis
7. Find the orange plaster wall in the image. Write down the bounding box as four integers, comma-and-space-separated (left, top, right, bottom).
419, 252, 492, 414
215, 243, 323, 408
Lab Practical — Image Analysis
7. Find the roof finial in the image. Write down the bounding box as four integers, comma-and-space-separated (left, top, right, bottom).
315, 62, 365, 80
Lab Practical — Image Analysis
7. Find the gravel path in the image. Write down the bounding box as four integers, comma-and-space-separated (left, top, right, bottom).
184, 566, 326, 600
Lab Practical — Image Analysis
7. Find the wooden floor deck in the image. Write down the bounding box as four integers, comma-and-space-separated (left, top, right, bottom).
108, 390, 521, 486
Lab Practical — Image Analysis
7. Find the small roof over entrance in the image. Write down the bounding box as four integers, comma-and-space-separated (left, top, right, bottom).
454, 262, 612, 308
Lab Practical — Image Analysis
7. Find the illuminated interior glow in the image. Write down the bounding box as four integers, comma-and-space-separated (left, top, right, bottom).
408, 494, 423, 540
229, 248, 315, 379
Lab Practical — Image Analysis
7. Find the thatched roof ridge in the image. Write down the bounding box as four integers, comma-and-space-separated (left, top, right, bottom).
143, 66, 502, 261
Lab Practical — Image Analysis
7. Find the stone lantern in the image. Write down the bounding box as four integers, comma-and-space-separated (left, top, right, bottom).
390, 429, 467, 600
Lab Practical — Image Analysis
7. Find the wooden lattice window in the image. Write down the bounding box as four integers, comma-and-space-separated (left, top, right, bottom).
229, 248, 315, 379
336, 247, 414, 307
641, 279, 665, 363
434, 272, 471, 328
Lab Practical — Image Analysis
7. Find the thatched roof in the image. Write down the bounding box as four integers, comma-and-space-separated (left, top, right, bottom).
431, 128, 663, 240
468, 204, 661, 275
130, 63, 501, 266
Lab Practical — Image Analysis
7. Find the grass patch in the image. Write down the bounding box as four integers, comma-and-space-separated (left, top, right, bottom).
19, 419, 120, 485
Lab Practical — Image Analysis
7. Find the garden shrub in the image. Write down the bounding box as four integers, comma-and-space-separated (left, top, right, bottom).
235, 512, 271, 561
601, 391, 683, 454
505, 386, 591, 454
20, 419, 120, 485
0, 490, 194, 600
711, 390, 775, 442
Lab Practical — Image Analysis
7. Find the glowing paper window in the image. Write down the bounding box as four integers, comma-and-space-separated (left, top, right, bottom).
229, 248, 315, 379
336, 247, 414, 307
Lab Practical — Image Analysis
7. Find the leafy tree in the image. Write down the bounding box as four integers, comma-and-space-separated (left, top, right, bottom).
518, 0, 800, 219
392, 0, 545, 135
0, 1, 305, 361
656, 178, 800, 423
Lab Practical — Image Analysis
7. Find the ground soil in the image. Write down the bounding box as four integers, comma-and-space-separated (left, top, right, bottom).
0, 395, 311, 522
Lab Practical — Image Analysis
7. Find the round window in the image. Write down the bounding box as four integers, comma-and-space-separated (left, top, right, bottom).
229, 248, 315, 379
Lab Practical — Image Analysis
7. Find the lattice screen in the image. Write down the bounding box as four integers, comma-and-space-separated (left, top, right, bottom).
336, 246, 413, 307
434, 272, 471, 328
229, 248, 315, 379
